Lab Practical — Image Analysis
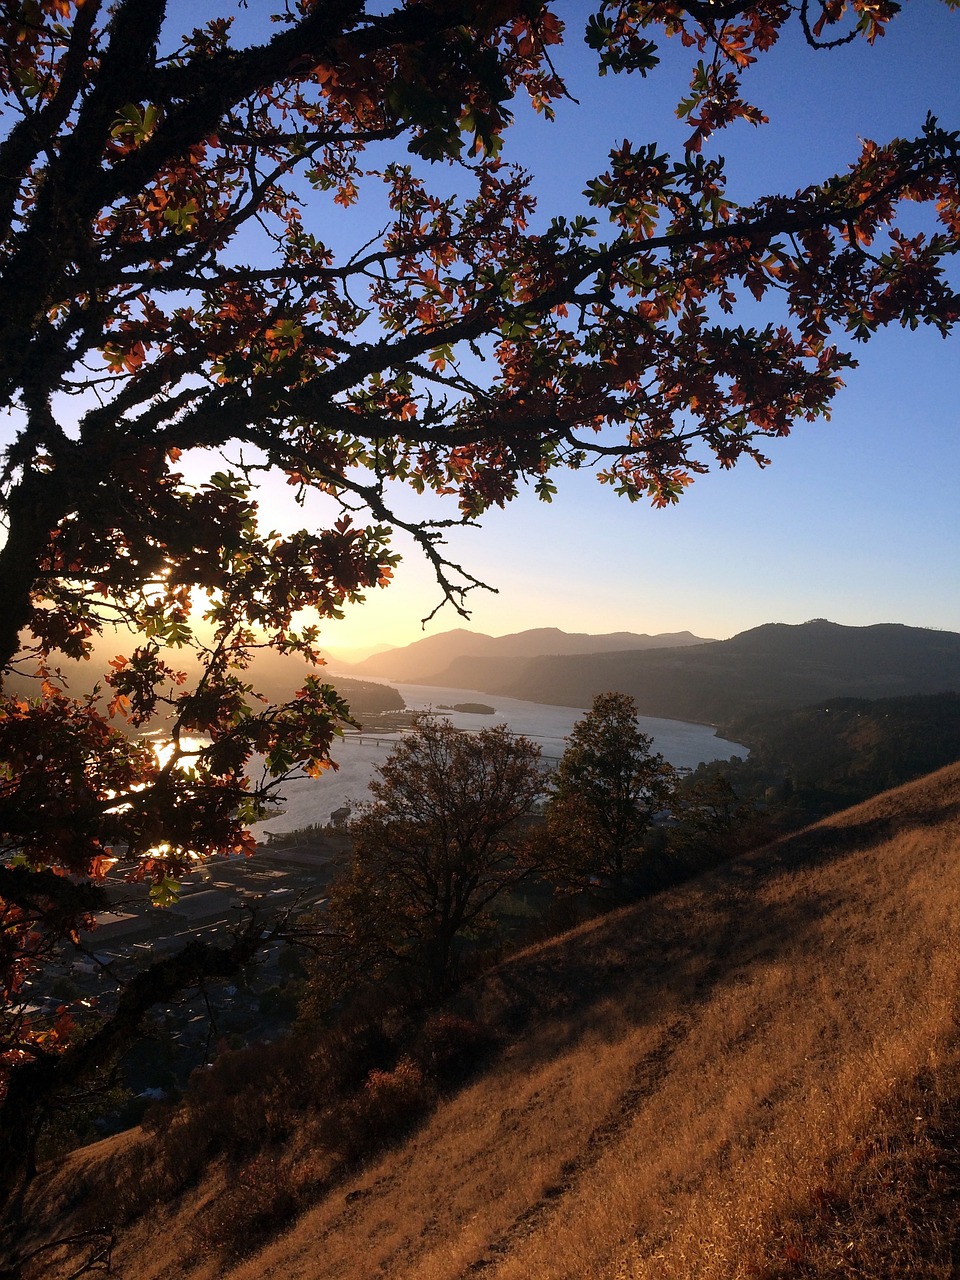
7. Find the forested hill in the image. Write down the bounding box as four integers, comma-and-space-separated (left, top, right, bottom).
332, 626, 712, 683
423, 620, 960, 722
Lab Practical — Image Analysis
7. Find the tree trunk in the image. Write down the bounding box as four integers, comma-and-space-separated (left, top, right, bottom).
0, 470, 70, 673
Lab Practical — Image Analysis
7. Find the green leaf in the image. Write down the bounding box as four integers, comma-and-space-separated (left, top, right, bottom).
150, 873, 181, 908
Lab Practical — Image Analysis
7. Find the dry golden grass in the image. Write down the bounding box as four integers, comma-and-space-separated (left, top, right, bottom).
24, 761, 960, 1279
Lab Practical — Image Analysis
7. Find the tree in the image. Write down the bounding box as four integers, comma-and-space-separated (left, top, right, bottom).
669, 767, 761, 870
0, 0, 958, 1214
547, 693, 678, 899
318, 717, 543, 999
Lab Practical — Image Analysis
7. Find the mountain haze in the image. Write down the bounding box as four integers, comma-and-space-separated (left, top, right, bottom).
332, 626, 713, 683
5, 646, 406, 723
427, 619, 960, 721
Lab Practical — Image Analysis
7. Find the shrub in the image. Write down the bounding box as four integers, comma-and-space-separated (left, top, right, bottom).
412, 1012, 500, 1086
191, 1153, 299, 1264
338, 1057, 433, 1159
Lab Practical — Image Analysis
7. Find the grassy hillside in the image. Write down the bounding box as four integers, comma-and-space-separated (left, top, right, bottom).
21, 762, 960, 1279
433, 619, 960, 721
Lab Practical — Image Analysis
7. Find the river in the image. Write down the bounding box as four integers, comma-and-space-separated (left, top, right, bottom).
251, 681, 746, 841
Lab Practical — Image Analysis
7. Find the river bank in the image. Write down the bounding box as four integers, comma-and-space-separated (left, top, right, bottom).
251, 681, 746, 841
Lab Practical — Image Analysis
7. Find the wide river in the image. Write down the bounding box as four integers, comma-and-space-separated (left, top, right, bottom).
251, 681, 747, 840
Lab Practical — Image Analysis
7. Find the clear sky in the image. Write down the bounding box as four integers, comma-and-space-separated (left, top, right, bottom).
262, 0, 958, 651
166, 3, 960, 650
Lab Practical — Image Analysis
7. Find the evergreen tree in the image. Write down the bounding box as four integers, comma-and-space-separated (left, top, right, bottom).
548, 693, 677, 899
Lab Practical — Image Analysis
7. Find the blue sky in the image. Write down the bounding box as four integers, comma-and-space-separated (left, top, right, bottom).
166, 3, 960, 648
283, 0, 960, 650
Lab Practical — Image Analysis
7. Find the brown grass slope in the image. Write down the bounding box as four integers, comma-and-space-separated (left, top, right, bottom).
31, 762, 960, 1279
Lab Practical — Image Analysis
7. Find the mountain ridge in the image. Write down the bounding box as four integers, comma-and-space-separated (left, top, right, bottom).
331, 625, 714, 683
412, 619, 960, 721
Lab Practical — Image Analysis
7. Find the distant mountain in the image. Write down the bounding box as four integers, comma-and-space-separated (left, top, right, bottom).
321, 643, 397, 665
333, 626, 713, 683
6, 644, 405, 724
241, 655, 406, 719
426, 620, 960, 723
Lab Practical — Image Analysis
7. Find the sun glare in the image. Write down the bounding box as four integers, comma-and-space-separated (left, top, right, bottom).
149, 733, 207, 770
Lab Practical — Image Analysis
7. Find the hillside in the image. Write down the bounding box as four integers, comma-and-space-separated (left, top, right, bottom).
432, 619, 960, 720
715, 691, 960, 828
23, 761, 960, 1279
5, 646, 405, 724
333, 626, 712, 684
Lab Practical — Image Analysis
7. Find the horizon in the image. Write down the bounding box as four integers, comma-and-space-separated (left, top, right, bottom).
321, 615, 959, 664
